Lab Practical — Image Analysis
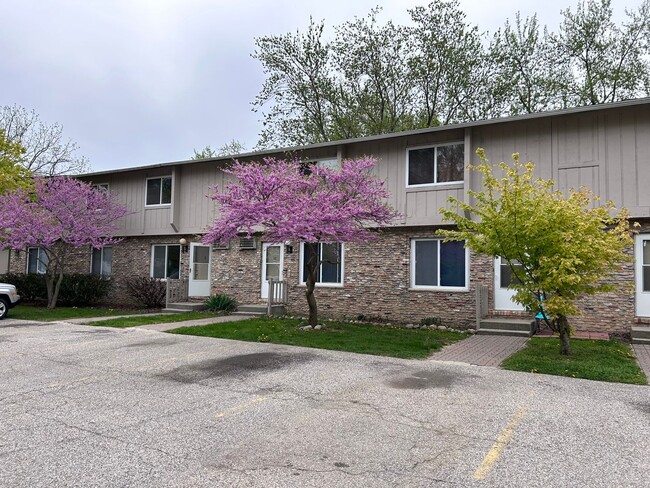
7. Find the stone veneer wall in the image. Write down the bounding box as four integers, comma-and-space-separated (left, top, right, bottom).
211, 227, 492, 330
3, 224, 641, 333
209, 225, 638, 333
7, 236, 194, 307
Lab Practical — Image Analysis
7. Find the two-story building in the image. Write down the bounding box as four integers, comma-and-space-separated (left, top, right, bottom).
6, 98, 650, 334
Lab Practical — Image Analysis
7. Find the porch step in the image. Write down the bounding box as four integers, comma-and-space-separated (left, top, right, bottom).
631, 326, 650, 344
477, 318, 535, 337
234, 304, 286, 316
163, 302, 206, 313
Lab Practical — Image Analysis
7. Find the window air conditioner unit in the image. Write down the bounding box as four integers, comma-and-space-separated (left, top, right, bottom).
239, 237, 257, 250
212, 240, 230, 250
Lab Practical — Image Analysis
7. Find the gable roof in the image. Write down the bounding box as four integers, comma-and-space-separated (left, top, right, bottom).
81, 97, 650, 178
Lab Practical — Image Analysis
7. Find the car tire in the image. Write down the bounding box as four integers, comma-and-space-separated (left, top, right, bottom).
0, 297, 8, 320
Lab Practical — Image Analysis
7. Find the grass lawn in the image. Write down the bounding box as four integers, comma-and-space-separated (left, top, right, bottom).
167, 317, 466, 359
83, 312, 224, 328
10, 304, 150, 322
501, 338, 647, 385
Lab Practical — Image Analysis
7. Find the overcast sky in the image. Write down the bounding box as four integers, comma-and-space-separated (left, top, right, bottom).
0, 0, 643, 172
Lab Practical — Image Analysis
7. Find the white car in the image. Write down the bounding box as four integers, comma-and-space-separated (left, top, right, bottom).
0, 283, 20, 319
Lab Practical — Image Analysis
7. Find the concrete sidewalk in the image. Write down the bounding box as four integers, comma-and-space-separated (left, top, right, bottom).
63, 313, 255, 332
633, 344, 650, 379
429, 335, 528, 367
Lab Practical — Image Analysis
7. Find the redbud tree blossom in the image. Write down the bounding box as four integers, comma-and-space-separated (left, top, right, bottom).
203, 157, 399, 326
0, 177, 130, 308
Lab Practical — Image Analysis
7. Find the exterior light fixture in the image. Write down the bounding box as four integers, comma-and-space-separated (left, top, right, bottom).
179, 238, 189, 253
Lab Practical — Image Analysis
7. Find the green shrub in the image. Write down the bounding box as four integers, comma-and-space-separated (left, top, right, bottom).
204, 293, 237, 312
0, 273, 47, 302
125, 276, 166, 308
0, 273, 112, 305
57, 274, 112, 306
420, 316, 442, 327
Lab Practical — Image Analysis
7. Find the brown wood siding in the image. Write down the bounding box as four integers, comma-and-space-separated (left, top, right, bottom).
80, 103, 650, 235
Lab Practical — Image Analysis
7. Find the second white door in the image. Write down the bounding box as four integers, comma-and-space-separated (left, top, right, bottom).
188, 243, 211, 297
494, 256, 525, 311
261, 243, 284, 299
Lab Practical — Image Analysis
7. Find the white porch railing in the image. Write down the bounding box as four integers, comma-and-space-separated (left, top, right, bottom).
267, 279, 288, 315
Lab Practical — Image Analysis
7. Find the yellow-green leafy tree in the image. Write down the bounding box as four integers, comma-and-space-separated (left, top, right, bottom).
0, 129, 31, 194
439, 148, 634, 355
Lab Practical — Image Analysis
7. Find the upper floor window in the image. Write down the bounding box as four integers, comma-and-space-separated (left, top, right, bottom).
299, 158, 339, 175
91, 247, 112, 277
407, 143, 464, 187
300, 242, 344, 286
146, 176, 172, 206
94, 183, 110, 192
27, 247, 48, 275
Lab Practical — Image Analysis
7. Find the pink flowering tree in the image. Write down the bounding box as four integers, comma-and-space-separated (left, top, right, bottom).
203, 157, 399, 327
0, 177, 129, 308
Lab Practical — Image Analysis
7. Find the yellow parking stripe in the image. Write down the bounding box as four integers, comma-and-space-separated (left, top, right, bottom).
474, 406, 528, 481
214, 396, 267, 419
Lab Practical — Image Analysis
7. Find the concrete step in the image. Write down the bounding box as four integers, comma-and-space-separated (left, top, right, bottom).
235, 304, 286, 316
476, 328, 532, 338
480, 318, 535, 336
631, 326, 650, 343
164, 302, 206, 312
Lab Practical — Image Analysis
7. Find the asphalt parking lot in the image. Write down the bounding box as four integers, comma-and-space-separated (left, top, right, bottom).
1, 320, 649, 487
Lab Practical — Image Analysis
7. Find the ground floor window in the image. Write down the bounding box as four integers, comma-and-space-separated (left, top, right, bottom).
300, 242, 344, 285
27, 247, 48, 275
151, 244, 180, 279
411, 239, 467, 289
91, 247, 112, 277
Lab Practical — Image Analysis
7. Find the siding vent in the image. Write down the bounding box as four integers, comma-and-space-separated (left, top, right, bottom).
239, 237, 257, 250
212, 240, 230, 250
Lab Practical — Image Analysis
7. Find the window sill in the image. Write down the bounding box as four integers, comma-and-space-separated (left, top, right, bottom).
409, 286, 469, 293
145, 204, 172, 209
298, 283, 344, 288
406, 182, 464, 192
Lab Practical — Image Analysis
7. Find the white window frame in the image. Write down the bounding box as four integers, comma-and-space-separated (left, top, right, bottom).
27, 247, 48, 275
410, 238, 469, 291
94, 183, 110, 192
145, 176, 172, 207
90, 246, 112, 277
300, 158, 340, 174
150, 244, 181, 280
406, 141, 464, 188
299, 242, 345, 287
314, 158, 339, 170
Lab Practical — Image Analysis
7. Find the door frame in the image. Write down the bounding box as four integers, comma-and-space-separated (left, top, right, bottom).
188, 242, 211, 297
261, 243, 284, 299
494, 256, 526, 311
635, 234, 650, 317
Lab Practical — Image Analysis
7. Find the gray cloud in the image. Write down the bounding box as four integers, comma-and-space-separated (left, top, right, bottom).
0, 0, 642, 171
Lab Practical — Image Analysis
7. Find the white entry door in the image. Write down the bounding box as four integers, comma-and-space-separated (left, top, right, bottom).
261, 243, 284, 299
188, 243, 211, 297
635, 234, 650, 316
494, 256, 526, 311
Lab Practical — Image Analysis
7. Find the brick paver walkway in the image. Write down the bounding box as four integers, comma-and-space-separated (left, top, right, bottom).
429, 335, 528, 367
632, 344, 650, 379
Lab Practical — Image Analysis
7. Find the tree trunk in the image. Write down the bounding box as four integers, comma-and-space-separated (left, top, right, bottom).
45, 273, 54, 309
305, 243, 319, 327
48, 270, 64, 309
556, 314, 571, 356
